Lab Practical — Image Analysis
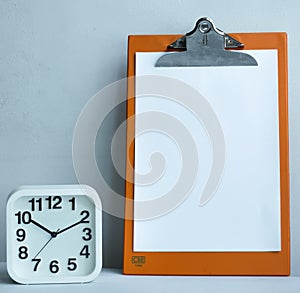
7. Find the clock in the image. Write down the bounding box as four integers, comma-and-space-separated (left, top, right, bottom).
6, 185, 102, 284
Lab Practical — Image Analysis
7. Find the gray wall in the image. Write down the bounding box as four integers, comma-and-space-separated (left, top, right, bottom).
0, 0, 300, 273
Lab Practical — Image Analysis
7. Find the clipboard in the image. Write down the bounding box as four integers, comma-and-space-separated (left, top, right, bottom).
123, 18, 290, 275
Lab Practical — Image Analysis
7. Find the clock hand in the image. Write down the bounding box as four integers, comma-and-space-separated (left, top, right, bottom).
32, 229, 60, 260
30, 218, 57, 237
56, 219, 84, 235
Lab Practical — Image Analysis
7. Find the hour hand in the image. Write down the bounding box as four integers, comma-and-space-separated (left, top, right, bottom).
30, 219, 57, 237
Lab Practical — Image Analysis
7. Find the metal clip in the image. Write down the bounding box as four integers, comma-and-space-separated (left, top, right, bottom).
155, 17, 258, 67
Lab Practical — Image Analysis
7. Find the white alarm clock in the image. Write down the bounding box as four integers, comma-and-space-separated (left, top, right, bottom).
6, 185, 102, 284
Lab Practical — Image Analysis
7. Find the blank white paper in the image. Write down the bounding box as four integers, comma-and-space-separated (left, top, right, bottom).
134, 50, 281, 252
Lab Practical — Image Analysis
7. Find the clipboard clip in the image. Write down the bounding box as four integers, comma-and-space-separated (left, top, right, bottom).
155, 17, 258, 67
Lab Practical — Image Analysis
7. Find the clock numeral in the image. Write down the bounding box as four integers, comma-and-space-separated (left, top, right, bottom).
82, 228, 92, 241
69, 197, 76, 210
16, 228, 26, 242
18, 246, 29, 260
79, 245, 90, 258
45, 196, 62, 209
52, 196, 62, 209
32, 258, 41, 271
15, 211, 31, 225
28, 197, 42, 211
80, 210, 90, 223
49, 260, 59, 274
67, 258, 77, 271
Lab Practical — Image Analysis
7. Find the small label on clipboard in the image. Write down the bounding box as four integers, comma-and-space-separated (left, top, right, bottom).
131, 256, 146, 267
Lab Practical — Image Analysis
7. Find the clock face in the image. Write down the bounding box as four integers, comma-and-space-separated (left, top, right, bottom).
6, 185, 102, 284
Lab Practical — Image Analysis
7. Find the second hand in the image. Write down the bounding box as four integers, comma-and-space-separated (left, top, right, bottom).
32, 229, 60, 260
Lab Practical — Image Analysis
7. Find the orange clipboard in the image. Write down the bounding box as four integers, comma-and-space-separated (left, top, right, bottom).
123, 20, 289, 276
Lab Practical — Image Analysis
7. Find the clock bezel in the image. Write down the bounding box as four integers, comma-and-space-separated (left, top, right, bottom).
6, 184, 102, 284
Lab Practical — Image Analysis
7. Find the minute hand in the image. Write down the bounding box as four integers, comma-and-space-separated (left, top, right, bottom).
56, 219, 84, 235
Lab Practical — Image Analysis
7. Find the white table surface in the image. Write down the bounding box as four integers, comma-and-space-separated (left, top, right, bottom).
0, 262, 299, 293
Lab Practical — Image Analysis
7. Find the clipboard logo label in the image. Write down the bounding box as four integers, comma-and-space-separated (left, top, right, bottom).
131, 256, 146, 267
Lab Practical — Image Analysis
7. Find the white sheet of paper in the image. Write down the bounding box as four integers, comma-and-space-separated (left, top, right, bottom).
134, 50, 281, 252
